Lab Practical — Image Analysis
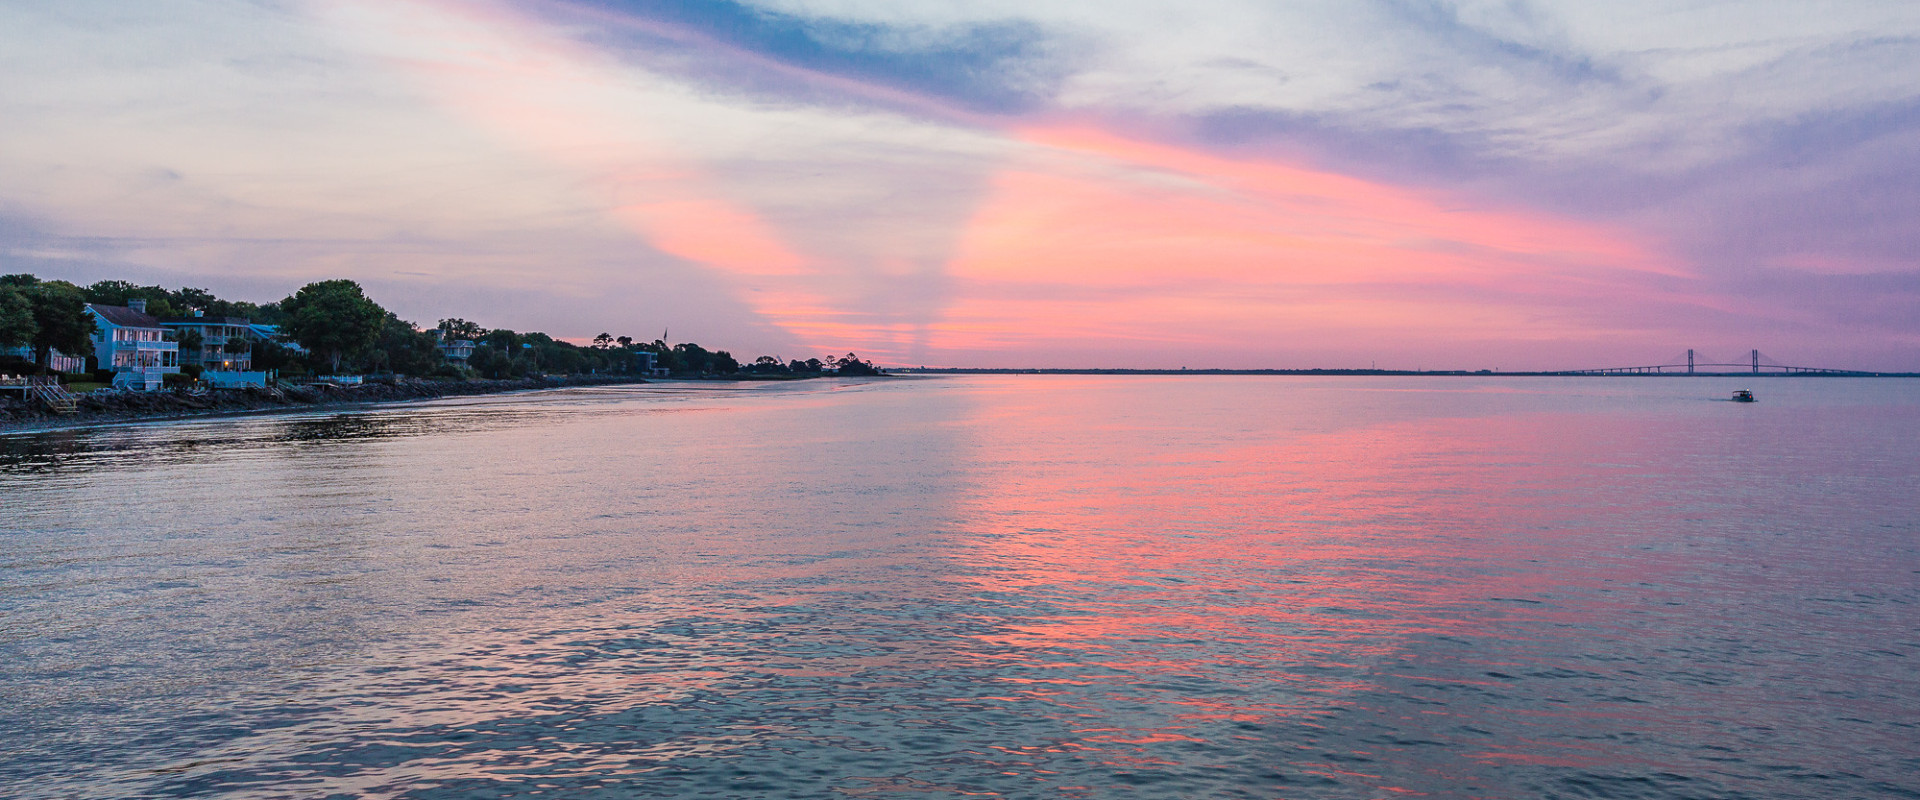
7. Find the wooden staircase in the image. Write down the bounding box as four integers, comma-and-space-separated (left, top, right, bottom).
26, 376, 78, 414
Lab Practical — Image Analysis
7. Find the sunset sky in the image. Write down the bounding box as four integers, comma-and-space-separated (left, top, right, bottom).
3, 0, 1916, 369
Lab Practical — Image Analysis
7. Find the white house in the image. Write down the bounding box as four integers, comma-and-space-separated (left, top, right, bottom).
160, 312, 254, 372
437, 337, 476, 363
2, 345, 86, 373
87, 300, 179, 390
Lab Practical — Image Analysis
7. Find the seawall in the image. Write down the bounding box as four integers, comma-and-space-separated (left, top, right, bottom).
0, 375, 645, 433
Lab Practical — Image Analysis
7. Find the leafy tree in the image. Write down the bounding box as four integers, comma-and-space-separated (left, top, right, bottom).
671, 342, 716, 375
468, 344, 510, 378
592, 332, 614, 349
84, 280, 140, 303
616, 335, 633, 348
175, 328, 204, 363
251, 338, 298, 374
248, 301, 286, 325
173, 287, 218, 312
24, 280, 95, 372
437, 318, 485, 341
481, 328, 519, 350
539, 342, 585, 374
834, 353, 881, 376
167, 287, 263, 320
280, 279, 386, 374
0, 284, 36, 350
369, 314, 441, 376
83, 280, 176, 317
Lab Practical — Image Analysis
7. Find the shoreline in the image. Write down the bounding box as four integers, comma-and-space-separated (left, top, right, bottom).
0, 375, 651, 436
888, 368, 1920, 377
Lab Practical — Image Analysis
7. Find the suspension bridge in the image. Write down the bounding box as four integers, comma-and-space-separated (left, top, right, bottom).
1553, 349, 1884, 376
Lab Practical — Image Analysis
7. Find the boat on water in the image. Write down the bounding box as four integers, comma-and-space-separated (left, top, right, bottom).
1731, 389, 1755, 403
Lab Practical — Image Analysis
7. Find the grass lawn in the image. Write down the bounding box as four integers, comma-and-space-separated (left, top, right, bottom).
64, 382, 109, 392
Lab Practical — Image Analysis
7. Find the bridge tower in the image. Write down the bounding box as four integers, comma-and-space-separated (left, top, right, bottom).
1752, 349, 1759, 374
1687, 349, 1694, 374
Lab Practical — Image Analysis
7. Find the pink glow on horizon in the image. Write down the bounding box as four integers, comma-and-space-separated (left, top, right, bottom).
928, 127, 1697, 363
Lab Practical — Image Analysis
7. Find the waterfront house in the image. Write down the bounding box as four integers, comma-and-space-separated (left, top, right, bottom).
87, 300, 179, 390
437, 335, 476, 363
635, 350, 668, 377
2, 345, 86, 373
251, 323, 305, 353
160, 312, 254, 372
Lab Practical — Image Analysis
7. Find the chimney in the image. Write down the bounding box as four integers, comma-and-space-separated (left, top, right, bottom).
128, 299, 147, 314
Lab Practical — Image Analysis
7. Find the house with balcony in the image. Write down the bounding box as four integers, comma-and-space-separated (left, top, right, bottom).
437, 336, 476, 363
160, 312, 254, 372
87, 300, 179, 390
635, 350, 668, 377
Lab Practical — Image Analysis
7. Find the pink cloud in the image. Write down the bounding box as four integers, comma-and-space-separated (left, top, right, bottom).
928, 126, 1702, 365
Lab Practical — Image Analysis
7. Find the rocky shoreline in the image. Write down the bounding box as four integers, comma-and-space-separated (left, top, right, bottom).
0, 375, 647, 433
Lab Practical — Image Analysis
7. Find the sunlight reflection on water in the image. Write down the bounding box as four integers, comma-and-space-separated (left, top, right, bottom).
2, 377, 1917, 799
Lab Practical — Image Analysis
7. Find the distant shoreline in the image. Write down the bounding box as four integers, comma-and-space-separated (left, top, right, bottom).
890, 368, 1920, 377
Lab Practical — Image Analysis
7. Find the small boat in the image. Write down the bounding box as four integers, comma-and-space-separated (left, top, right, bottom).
1731, 389, 1755, 403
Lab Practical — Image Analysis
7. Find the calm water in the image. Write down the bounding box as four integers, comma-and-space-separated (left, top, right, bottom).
2, 376, 1917, 799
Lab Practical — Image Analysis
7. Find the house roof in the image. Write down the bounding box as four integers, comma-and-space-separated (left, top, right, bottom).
160, 316, 252, 326
89, 304, 164, 329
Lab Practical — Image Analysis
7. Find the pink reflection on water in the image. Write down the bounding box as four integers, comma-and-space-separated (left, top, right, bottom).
933, 376, 1920, 792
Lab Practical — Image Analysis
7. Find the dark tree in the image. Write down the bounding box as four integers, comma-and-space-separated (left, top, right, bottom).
0, 284, 35, 350
280, 279, 387, 374
83, 280, 177, 317
24, 280, 95, 372
369, 314, 442, 376
437, 318, 485, 341
175, 328, 204, 362
834, 353, 881, 376
251, 338, 298, 374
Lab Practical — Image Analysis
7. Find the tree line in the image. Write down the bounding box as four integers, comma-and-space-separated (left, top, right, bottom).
0, 274, 880, 380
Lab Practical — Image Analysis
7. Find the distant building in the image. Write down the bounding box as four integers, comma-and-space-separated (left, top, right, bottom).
635, 350, 668, 377
87, 300, 179, 390
2, 345, 86, 374
160, 312, 254, 372
247, 323, 305, 354
438, 337, 476, 363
